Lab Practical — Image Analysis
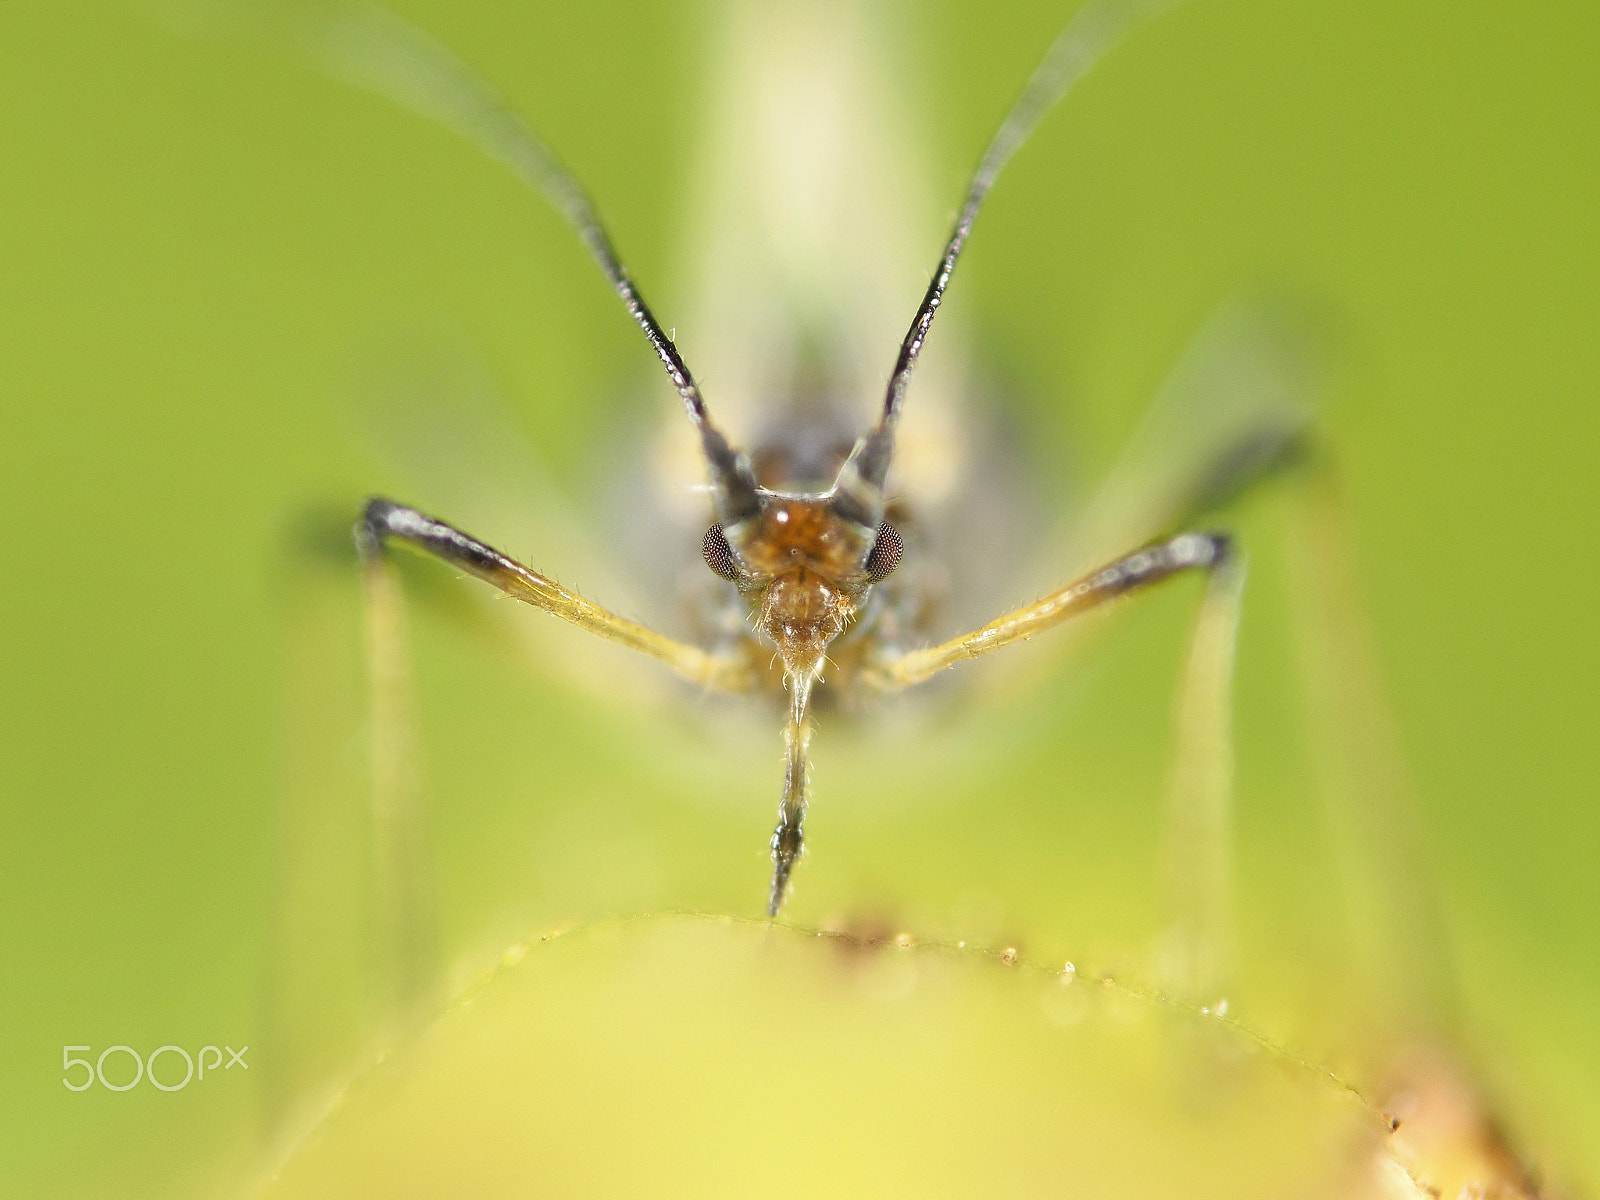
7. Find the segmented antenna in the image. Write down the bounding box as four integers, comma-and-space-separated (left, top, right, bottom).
310, 2, 762, 520
310, 2, 714, 433
878, 0, 1182, 437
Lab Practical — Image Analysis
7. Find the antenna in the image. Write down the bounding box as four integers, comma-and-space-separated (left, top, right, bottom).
309, 1, 761, 520
848, 0, 1184, 496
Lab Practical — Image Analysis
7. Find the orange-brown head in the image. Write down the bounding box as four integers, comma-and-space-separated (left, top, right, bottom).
702, 492, 903, 678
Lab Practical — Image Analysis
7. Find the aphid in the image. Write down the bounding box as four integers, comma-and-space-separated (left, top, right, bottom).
204, 3, 1575, 1194
347, 0, 1295, 918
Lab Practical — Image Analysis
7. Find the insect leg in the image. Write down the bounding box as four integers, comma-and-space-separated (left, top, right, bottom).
357, 527, 439, 1032
356, 498, 753, 692
1154, 546, 1246, 999
867, 531, 1233, 689
1041, 303, 1317, 596
1281, 464, 1453, 1030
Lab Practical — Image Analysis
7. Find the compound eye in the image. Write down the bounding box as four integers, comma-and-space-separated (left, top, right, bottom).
864, 521, 903, 582
702, 523, 741, 582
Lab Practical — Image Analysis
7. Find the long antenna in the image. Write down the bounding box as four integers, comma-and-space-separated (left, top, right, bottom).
308, 1, 762, 520
311, 3, 703, 423
879, 0, 1183, 437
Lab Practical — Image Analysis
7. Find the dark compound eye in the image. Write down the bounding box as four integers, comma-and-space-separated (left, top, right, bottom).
864, 521, 903, 582
702, 523, 741, 582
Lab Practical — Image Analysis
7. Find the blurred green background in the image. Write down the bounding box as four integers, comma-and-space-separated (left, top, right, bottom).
2, 0, 1596, 1195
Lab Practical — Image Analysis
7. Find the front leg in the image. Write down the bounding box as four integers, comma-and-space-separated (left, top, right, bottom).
868, 529, 1244, 998
866, 531, 1232, 689
356, 497, 753, 692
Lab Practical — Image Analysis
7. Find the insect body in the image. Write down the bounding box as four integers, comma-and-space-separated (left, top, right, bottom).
353, 0, 1247, 916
